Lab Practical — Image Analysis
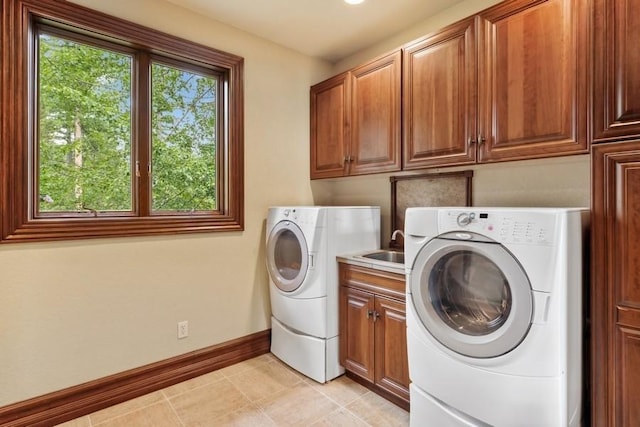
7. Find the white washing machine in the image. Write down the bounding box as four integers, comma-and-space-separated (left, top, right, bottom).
404, 207, 588, 427
266, 206, 380, 383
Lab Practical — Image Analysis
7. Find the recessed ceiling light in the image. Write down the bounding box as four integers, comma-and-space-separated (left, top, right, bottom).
344, 0, 365, 5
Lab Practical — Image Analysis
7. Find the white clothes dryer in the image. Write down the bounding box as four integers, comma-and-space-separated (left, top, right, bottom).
266, 206, 380, 383
404, 207, 588, 427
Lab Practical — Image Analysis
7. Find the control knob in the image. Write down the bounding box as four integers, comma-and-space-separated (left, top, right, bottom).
457, 212, 475, 227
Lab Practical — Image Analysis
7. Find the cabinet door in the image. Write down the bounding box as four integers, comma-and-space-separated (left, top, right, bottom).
477, 0, 589, 162
374, 296, 410, 402
341, 287, 375, 382
593, 0, 640, 141
350, 51, 402, 175
592, 141, 640, 426
310, 73, 350, 179
403, 18, 477, 169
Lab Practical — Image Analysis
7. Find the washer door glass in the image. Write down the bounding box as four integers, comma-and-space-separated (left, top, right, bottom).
430, 250, 511, 336
410, 233, 533, 358
267, 221, 309, 292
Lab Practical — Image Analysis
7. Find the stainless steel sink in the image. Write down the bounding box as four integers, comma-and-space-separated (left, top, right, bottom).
360, 250, 404, 264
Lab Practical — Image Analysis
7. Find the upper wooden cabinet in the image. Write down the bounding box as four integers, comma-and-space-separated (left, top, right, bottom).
477, 0, 590, 161
592, 0, 640, 142
312, 0, 591, 176
403, 18, 477, 169
310, 73, 350, 179
403, 0, 590, 170
310, 51, 401, 179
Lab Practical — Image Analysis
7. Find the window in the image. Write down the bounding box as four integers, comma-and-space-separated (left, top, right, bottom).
1, 0, 244, 242
37, 30, 134, 215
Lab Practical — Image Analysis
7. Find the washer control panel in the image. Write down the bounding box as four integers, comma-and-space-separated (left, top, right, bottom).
440, 210, 556, 245
276, 207, 324, 229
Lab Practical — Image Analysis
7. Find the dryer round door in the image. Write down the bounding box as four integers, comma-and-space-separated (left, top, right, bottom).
267, 220, 309, 293
409, 232, 533, 358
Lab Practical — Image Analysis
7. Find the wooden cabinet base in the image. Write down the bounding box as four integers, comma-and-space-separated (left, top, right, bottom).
339, 263, 410, 410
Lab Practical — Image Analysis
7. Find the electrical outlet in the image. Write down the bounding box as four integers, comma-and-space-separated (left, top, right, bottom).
177, 321, 189, 339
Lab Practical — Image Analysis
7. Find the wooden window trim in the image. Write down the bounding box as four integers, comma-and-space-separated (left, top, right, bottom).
1, 0, 245, 243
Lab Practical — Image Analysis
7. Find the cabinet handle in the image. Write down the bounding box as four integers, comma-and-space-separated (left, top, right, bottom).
373, 311, 380, 322
467, 136, 476, 146
478, 134, 486, 145
366, 309, 373, 319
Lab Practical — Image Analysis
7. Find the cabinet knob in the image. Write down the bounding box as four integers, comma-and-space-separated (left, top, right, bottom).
478, 134, 486, 145
366, 309, 373, 319
467, 136, 476, 146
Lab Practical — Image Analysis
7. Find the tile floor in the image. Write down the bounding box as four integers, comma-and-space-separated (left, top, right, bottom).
56, 353, 409, 427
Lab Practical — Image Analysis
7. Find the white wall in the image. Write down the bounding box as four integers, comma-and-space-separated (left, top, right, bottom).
0, 0, 330, 406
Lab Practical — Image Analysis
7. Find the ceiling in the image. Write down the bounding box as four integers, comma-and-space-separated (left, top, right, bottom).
163, 0, 465, 63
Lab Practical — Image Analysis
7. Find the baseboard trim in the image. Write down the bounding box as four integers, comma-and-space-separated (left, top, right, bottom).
0, 329, 271, 427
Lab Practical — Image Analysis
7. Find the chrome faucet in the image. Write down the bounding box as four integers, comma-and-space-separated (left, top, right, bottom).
390, 229, 405, 249
391, 229, 405, 241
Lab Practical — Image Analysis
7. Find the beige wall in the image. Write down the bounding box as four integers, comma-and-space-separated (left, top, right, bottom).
0, 0, 592, 407
311, 155, 591, 245
0, 0, 330, 406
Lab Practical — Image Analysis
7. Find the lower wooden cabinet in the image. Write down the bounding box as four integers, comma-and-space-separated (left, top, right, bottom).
592, 141, 640, 426
339, 263, 409, 409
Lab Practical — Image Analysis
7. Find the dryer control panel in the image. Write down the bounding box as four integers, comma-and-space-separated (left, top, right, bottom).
439, 209, 557, 246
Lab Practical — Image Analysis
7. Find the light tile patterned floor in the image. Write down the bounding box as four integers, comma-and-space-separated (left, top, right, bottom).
56, 353, 409, 427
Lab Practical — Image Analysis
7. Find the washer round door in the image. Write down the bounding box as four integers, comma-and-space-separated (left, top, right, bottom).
267, 220, 309, 292
409, 232, 533, 358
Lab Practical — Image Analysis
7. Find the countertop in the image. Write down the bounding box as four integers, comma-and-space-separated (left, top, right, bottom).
337, 251, 405, 276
